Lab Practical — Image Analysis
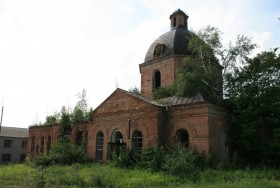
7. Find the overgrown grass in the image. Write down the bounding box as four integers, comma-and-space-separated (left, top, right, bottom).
0, 163, 279, 188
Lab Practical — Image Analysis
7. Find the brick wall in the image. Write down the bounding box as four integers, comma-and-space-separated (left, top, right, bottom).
163, 102, 228, 160
140, 55, 185, 99
27, 125, 61, 159
87, 89, 164, 161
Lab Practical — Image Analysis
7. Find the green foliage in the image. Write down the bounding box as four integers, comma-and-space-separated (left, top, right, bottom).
128, 86, 141, 95
225, 50, 280, 166
163, 145, 203, 181
44, 113, 59, 125
34, 137, 87, 166
111, 148, 139, 168
153, 86, 174, 99
59, 106, 72, 134
72, 89, 89, 123
138, 145, 169, 171
0, 163, 279, 187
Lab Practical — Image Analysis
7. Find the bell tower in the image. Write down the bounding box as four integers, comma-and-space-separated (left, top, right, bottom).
139, 9, 189, 99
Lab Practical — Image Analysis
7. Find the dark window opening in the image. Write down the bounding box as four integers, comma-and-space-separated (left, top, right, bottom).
96, 131, 104, 161
173, 17, 176, 27
1, 154, 11, 162
22, 141, 27, 149
4, 140, 13, 148
20, 154, 26, 163
84, 131, 88, 145
153, 70, 161, 90
47, 135, 51, 152
40, 136, 44, 153
31, 136, 35, 153
75, 131, 83, 146
36, 145, 39, 153
132, 130, 142, 151
175, 129, 189, 147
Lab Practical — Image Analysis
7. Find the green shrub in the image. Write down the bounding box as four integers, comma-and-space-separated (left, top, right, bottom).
111, 147, 139, 168
138, 145, 169, 171
162, 144, 205, 181
34, 137, 87, 166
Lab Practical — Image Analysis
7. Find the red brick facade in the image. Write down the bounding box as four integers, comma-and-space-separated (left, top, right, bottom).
27, 9, 228, 162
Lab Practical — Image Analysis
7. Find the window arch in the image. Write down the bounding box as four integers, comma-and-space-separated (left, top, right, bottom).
47, 135, 51, 152
112, 130, 123, 144
96, 131, 104, 161
175, 129, 189, 147
132, 130, 142, 151
31, 136, 35, 153
153, 70, 161, 90
40, 136, 44, 153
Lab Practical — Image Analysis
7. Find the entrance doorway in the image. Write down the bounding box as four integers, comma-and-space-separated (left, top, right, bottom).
108, 130, 126, 159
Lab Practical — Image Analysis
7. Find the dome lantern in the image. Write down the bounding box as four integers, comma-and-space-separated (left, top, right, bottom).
169, 9, 188, 30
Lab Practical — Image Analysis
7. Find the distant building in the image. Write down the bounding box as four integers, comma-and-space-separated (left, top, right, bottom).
0, 126, 28, 163
27, 9, 229, 163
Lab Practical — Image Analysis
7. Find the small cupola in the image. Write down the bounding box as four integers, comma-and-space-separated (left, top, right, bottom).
169, 9, 188, 30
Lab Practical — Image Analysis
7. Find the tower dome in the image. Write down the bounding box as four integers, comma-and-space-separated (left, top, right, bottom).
144, 9, 190, 63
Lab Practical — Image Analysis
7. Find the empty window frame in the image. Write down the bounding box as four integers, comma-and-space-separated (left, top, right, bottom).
1, 154, 11, 162
132, 130, 142, 151
4, 140, 13, 148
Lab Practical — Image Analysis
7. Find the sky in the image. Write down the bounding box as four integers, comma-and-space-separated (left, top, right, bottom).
0, 0, 279, 128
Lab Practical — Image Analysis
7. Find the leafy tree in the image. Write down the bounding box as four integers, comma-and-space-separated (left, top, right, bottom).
60, 106, 72, 134
34, 137, 87, 166
153, 25, 257, 103
225, 50, 280, 165
72, 89, 89, 123
128, 86, 141, 95
45, 113, 59, 125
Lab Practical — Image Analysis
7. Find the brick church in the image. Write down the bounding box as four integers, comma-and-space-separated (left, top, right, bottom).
27, 9, 228, 162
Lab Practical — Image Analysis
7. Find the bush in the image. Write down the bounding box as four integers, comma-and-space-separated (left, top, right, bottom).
163, 144, 203, 181
34, 137, 87, 166
137, 145, 169, 171
111, 147, 140, 168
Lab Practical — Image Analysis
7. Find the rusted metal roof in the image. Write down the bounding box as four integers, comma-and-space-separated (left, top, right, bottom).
158, 93, 205, 106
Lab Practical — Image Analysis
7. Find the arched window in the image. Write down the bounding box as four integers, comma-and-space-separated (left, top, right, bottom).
40, 136, 44, 153
112, 130, 123, 144
132, 130, 142, 151
96, 131, 104, 161
173, 17, 176, 27
175, 129, 189, 147
153, 70, 161, 90
31, 136, 35, 153
47, 135, 51, 152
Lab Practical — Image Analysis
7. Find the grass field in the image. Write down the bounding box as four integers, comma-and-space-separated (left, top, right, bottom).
0, 163, 279, 188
